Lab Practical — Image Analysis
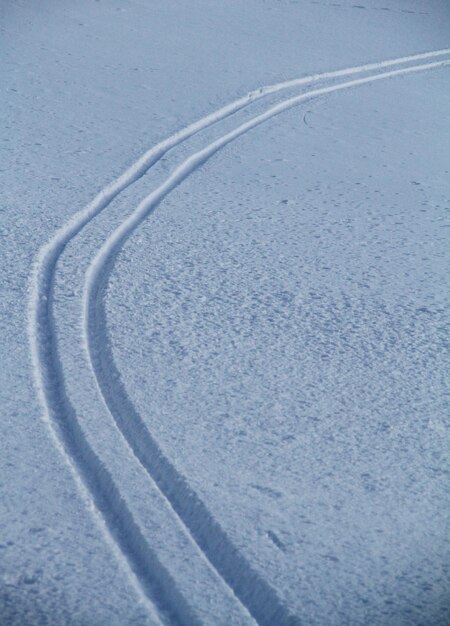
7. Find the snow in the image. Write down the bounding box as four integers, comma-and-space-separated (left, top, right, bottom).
1, 1, 449, 624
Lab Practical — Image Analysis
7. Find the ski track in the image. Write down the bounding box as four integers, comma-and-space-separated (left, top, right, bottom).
28, 50, 450, 625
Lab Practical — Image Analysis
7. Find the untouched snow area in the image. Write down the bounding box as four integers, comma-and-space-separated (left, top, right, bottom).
1, 1, 450, 624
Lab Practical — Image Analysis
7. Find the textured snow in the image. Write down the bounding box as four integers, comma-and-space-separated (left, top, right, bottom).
1, 1, 449, 624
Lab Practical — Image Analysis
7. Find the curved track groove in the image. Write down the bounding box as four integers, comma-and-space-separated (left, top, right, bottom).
28, 50, 449, 624
83, 58, 450, 624
30, 266, 203, 624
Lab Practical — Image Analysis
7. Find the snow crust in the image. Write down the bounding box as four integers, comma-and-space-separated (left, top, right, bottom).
1, 0, 449, 624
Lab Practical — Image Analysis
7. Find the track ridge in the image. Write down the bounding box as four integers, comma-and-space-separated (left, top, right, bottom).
28, 50, 449, 623
82, 58, 450, 624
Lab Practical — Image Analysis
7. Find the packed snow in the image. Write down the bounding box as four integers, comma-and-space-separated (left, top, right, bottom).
1, 1, 449, 624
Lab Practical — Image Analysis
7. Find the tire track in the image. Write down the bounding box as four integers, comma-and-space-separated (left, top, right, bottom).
82, 58, 450, 624
28, 50, 449, 624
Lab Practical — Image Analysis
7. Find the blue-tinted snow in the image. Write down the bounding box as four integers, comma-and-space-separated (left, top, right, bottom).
1, 0, 449, 624
106, 71, 450, 625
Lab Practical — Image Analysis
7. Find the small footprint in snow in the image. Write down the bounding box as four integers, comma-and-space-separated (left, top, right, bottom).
267, 531, 287, 552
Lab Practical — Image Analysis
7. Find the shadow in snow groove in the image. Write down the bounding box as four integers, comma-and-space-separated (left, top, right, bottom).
36, 267, 200, 625
89, 279, 299, 626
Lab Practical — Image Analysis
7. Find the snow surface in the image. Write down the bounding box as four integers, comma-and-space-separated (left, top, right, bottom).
1, 1, 450, 624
